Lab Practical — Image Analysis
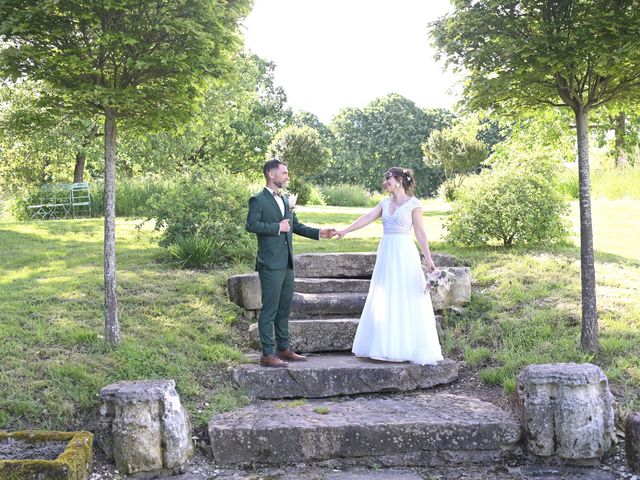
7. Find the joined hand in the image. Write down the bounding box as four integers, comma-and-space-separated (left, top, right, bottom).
319, 228, 338, 239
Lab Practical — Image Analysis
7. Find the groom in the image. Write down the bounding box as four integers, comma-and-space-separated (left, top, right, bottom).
246, 159, 336, 367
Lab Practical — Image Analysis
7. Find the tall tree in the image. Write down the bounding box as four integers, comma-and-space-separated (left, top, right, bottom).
0, 0, 251, 344
328, 94, 453, 196
432, 0, 640, 351
423, 116, 489, 201
267, 125, 330, 178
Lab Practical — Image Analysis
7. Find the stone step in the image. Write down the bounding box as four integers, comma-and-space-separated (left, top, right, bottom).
291, 292, 367, 319
294, 278, 370, 294
294, 252, 463, 278
232, 354, 458, 399
248, 316, 444, 353
249, 318, 360, 352
208, 393, 521, 467
227, 264, 471, 313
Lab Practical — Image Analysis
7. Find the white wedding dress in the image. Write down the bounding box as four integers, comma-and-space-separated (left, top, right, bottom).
352, 196, 444, 365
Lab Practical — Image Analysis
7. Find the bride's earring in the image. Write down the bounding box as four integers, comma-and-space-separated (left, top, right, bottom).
396, 183, 401, 188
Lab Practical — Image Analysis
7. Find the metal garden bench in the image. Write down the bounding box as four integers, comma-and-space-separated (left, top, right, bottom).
28, 182, 91, 220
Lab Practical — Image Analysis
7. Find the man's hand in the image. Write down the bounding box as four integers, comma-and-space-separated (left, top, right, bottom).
279, 219, 291, 233
319, 228, 337, 239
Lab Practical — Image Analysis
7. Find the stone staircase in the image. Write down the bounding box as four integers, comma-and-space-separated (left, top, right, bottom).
211, 253, 522, 468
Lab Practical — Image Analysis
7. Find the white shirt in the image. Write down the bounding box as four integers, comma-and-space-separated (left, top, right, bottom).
267, 187, 285, 216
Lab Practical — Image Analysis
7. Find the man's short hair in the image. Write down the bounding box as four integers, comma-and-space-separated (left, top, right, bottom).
263, 158, 286, 177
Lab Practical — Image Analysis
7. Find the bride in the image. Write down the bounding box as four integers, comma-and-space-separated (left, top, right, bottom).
336, 167, 443, 365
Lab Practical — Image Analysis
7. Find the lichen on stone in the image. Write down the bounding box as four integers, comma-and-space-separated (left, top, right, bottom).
0, 431, 93, 480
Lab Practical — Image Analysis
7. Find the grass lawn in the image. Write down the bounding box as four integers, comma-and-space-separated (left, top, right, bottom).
0, 198, 639, 431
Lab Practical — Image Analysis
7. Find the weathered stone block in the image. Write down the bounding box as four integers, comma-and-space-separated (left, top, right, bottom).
227, 272, 262, 310
96, 379, 193, 476
0, 431, 93, 480
626, 411, 640, 473
516, 363, 615, 463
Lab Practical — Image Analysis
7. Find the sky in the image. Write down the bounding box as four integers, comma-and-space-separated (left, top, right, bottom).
242, 0, 461, 124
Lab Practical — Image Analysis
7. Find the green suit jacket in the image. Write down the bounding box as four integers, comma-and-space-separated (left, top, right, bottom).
246, 188, 320, 270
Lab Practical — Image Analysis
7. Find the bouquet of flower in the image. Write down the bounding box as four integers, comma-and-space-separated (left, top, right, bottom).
425, 269, 451, 294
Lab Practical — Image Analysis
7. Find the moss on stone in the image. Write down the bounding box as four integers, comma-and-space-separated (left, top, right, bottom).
0, 431, 93, 480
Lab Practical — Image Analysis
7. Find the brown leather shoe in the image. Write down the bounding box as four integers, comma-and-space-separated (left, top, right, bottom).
276, 348, 307, 362
260, 354, 289, 368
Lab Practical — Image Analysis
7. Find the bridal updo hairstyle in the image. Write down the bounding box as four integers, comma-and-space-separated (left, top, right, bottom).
386, 167, 416, 196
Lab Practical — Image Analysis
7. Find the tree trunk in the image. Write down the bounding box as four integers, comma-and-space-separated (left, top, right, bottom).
575, 107, 599, 352
73, 150, 86, 183
614, 112, 628, 168
104, 109, 121, 345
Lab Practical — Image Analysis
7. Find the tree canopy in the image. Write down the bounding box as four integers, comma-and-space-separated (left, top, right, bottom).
0, 0, 251, 344
432, 0, 640, 351
327, 93, 453, 197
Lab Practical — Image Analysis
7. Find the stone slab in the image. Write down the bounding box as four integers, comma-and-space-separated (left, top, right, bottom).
232, 354, 458, 399
208, 393, 521, 467
249, 318, 360, 352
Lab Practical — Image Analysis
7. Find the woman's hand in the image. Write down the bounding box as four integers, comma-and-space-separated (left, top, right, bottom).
425, 256, 436, 273
335, 230, 348, 239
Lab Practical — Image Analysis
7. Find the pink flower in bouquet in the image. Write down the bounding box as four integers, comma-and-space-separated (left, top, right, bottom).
425, 269, 451, 294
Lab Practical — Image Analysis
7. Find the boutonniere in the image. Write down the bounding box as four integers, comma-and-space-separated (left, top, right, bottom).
287, 193, 298, 212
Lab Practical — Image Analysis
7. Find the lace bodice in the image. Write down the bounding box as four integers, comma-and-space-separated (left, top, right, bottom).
381, 196, 421, 235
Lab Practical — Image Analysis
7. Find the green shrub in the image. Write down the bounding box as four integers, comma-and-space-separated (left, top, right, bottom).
287, 178, 327, 206
446, 164, 569, 246
304, 183, 326, 206
321, 184, 381, 207
146, 168, 255, 266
